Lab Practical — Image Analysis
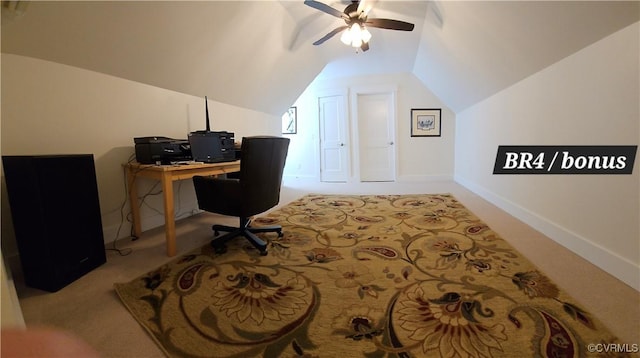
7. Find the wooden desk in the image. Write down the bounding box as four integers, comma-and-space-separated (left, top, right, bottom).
124, 161, 240, 256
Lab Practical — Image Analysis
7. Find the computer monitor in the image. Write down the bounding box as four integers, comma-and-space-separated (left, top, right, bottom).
188, 132, 224, 163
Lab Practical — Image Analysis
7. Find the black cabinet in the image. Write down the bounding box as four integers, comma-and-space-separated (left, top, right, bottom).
2, 154, 106, 292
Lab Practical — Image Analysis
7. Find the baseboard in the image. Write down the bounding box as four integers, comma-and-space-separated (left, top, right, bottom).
454, 175, 640, 292
397, 174, 453, 182
101, 215, 161, 244
283, 175, 318, 184
101, 208, 201, 244
283, 174, 454, 185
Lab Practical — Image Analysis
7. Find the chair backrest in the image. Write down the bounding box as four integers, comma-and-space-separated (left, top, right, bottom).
238, 136, 290, 216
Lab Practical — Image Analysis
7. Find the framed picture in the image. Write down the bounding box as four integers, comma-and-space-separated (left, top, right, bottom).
411, 108, 441, 137
282, 106, 297, 134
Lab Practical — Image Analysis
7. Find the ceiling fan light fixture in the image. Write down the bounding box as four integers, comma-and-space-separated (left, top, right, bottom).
340, 26, 353, 45
350, 24, 362, 47
361, 27, 372, 43
340, 23, 371, 48
305, 0, 414, 51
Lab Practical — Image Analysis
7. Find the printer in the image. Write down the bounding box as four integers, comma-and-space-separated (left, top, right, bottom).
134, 97, 237, 165
134, 136, 192, 164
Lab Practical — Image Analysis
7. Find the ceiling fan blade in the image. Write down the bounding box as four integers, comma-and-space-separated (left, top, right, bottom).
357, 0, 377, 18
366, 18, 415, 31
304, 0, 348, 20
313, 25, 348, 45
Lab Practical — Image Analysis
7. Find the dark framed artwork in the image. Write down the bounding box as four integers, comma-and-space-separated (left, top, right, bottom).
411, 108, 441, 137
282, 107, 297, 134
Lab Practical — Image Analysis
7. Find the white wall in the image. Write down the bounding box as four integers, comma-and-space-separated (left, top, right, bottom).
1, 254, 24, 328
455, 23, 639, 290
284, 72, 455, 182
0, 58, 25, 325
1, 54, 280, 258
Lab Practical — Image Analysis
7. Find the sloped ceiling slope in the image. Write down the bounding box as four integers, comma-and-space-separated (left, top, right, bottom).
1, 1, 328, 116
2, 1, 639, 115
413, 1, 640, 112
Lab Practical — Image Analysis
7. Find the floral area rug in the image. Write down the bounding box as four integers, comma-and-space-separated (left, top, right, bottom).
114, 194, 618, 357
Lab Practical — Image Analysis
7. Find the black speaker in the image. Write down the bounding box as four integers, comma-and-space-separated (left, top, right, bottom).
2, 154, 107, 292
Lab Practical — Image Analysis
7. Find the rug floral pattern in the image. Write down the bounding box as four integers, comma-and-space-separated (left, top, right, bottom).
115, 194, 619, 357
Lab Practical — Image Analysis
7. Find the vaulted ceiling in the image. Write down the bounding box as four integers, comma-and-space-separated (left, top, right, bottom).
2, 1, 638, 115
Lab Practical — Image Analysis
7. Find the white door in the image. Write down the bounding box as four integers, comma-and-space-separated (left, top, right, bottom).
357, 92, 396, 182
319, 94, 349, 182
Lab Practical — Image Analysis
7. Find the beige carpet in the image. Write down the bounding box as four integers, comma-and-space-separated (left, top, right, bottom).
114, 194, 622, 357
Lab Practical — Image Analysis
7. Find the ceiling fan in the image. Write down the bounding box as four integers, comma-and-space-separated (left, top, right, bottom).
304, 0, 414, 52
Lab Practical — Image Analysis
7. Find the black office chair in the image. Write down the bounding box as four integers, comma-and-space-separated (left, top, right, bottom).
193, 136, 290, 255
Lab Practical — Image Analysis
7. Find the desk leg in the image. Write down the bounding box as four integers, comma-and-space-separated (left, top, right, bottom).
126, 167, 142, 239
161, 173, 177, 257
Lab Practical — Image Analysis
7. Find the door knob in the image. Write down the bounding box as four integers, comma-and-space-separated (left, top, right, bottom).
389, 141, 394, 145
340, 143, 345, 146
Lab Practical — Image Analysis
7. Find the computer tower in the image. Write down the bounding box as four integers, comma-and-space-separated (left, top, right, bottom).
2, 154, 107, 292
